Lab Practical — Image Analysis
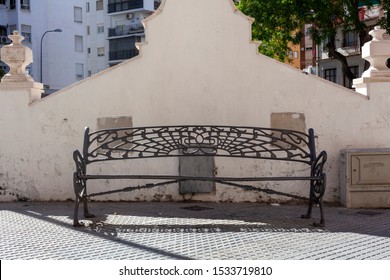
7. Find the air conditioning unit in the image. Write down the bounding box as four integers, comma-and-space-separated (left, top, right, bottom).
0, 36, 11, 44
126, 13, 134, 20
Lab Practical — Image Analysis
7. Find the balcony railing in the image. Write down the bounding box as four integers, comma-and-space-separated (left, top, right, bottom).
109, 49, 139, 61
20, 4, 30, 10
108, 24, 144, 37
108, 0, 143, 13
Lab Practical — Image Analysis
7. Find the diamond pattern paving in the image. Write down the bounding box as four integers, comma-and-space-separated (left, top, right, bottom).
1, 201, 390, 259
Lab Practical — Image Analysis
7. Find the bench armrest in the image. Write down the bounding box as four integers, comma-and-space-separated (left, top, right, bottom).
73, 150, 86, 177
310, 150, 327, 200
312, 151, 327, 177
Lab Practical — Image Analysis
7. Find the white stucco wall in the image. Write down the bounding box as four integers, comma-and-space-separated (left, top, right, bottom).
0, 0, 389, 205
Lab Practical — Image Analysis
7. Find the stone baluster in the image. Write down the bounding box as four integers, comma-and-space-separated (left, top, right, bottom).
362, 26, 390, 78
353, 26, 390, 96
0, 30, 43, 103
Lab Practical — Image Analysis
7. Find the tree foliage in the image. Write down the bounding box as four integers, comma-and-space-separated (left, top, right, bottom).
237, 0, 304, 61
237, 0, 390, 83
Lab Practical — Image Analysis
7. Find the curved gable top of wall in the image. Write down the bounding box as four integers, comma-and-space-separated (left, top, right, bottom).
140, 0, 259, 57
37, 0, 362, 105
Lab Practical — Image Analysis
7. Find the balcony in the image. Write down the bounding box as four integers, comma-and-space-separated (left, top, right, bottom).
20, 4, 30, 10
109, 49, 139, 61
108, 24, 144, 38
108, 0, 144, 13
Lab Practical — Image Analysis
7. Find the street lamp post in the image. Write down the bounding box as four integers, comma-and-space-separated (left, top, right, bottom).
40, 28, 62, 84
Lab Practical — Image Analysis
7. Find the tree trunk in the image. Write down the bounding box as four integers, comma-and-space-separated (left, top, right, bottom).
358, 30, 371, 71
326, 39, 356, 83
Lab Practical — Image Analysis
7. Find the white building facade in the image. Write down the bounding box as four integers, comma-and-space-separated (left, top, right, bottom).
317, 2, 382, 88
0, 0, 85, 92
0, 0, 159, 91
85, 0, 158, 76
0, 0, 10, 74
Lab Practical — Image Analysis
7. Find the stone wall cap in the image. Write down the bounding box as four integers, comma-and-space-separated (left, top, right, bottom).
0, 81, 43, 89
353, 76, 390, 84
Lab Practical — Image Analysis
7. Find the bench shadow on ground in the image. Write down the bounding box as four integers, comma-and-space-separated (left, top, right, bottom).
58, 200, 389, 238
81, 201, 329, 238
3, 201, 390, 236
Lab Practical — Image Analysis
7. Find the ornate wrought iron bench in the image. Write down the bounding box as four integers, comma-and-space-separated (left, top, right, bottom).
73, 125, 327, 227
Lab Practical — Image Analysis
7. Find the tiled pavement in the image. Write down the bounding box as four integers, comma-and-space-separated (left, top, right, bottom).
1, 201, 390, 260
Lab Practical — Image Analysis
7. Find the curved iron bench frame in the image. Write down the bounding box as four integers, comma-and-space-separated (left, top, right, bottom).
73, 125, 327, 227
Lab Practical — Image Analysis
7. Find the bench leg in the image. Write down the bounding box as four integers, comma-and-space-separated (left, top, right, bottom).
301, 176, 326, 227
315, 198, 325, 228
301, 198, 313, 220
301, 197, 324, 227
73, 173, 95, 227
73, 196, 83, 227
83, 196, 95, 219
73, 173, 84, 227
73, 196, 95, 227
314, 174, 326, 227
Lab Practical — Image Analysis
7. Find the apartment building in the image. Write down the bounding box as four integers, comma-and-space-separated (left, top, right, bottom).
317, 1, 382, 88
0, 0, 85, 92
0, 0, 160, 92
0, 0, 10, 75
287, 24, 315, 73
85, 0, 158, 77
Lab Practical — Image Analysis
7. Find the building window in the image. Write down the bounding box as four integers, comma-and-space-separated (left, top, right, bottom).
86, 2, 90, 12
0, 0, 6, 5
97, 47, 105, 57
324, 68, 337, 83
97, 24, 104, 34
0, 26, 7, 36
287, 50, 299, 60
86, 25, 90, 35
26, 64, 32, 75
0, 65, 8, 72
76, 63, 84, 80
109, 37, 141, 61
10, 0, 16, 9
21, 24, 31, 43
75, 35, 83, 52
74, 6, 82, 23
96, 0, 103, 11
343, 31, 358, 48
344, 66, 359, 88
20, 0, 30, 10
9, 25, 17, 33
108, 0, 144, 13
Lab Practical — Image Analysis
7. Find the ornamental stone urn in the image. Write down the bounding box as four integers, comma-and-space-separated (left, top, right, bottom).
361, 26, 390, 78
353, 26, 390, 96
0, 31, 34, 82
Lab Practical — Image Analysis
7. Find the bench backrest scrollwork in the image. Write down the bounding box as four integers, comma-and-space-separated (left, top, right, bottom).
81, 125, 317, 165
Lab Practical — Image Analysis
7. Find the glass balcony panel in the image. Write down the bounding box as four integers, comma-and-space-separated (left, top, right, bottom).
108, 24, 144, 37
108, 0, 144, 13
109, 49, 139, 61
